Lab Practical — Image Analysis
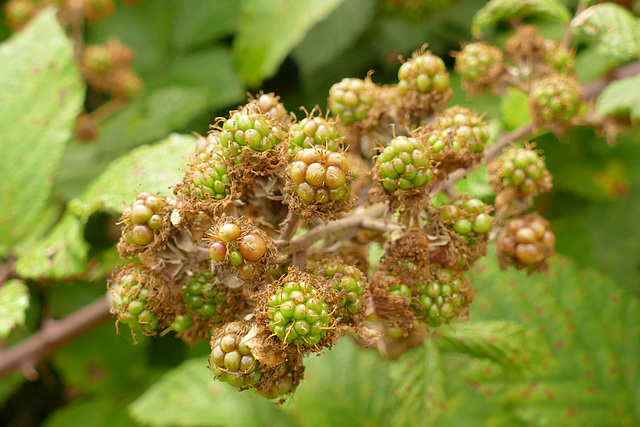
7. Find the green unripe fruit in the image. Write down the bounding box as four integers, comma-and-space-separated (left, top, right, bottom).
454, 219, 472, 235
414, 267, 467, 327
289, 147, 351, 205
229, 250, 244, 267
377, 136, 433, 193
218, 223, 241, 243
328, 78, 375, 124
472, 214, 492, 234
209, 322, 262, 389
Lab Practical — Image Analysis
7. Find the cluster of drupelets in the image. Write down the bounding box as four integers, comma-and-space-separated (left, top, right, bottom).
109, 26, 583, 401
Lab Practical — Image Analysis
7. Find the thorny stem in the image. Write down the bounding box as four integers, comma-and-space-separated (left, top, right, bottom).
278, 211, 300, 242
0, 296, 112, 380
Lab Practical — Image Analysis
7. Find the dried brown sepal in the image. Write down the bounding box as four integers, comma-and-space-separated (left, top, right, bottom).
204, 214, 277, 292
496, 212, 556, 273
255, 353, 305, 403
368, 165, 433, 213
254, 267, 343, 360
504, 25, 548, 67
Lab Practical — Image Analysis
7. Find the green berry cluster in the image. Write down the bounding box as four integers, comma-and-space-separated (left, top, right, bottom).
441, 198, 492, 236
258, 362, 294, 399
122, 192, 165, 246
112, 272, 159, 335
219, 111, 284, 162
531, 74, 583, 124
208, 322, 262, 389
414, 268, 467, 327
376, 135, 433, 193
170, 269, 230, 333
398, 51, 450, 95
497, 214, 556, 267
500, 148, 547, 194
289, 147, 351, 204
266, 280, 331, 347
288, 116, 342, 154
310, 262, 366, 321
388, 282, 411, 300
544, 46, 576, 76
454, 41, 504, 83
187, 135, 231, 200
208, 222, 268, 278
426, 109, 489, 155
328, 78, 374, 123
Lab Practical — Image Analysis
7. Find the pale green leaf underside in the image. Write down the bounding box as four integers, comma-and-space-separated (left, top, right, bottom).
129, 357, 296, 427
596, 74, 640, 122
70, 133, 195, 222
0, 9, 83, 254
234, 0, 345, 86
571, 3, 640, 63
0, 280, 30, 338
472, 0, 571, 37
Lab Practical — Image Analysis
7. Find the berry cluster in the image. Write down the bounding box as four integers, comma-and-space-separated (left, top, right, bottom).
398, 51, 450, 96
414, 267, 468, 327
121, 192, 165, 246
328, 78, 375, 124
208, 221, 268, 279
494, 146, 551, 196
496, 213, 556, 271
288, 147, 351, 205
219, 111, 284, 161
265, 279, 331, 347
453, 41, 504, 95
530, 74, 584, 132
441, 198, 492, 237
288, 115, 342, 154
184, 134, 231, 201
111, 267, 160, 336
208, 321, 262, 389
310, 261, 367, 322
376, 135, 433, 194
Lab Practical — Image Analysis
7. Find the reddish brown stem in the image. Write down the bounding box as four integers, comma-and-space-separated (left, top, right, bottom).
0, 296, 112, 380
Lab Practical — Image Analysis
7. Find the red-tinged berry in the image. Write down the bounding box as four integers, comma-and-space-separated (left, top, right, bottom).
496, 213, 555, 271
238, 233, 267, 262
209, 242, 227, 263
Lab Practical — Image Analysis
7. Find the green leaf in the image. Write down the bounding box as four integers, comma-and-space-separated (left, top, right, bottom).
129, 357, 297, 427
14, 213, 89, 280
464, 251, 640, 426
501, 87, 532, 131
0, 9, 84, 255
234, 0, 345, 86
69, 133, 195, 222
0, 279, 30, 338
170, 0, 240, 50
454, 166, 495, 201
472, 0, 571, 37
292, 0, 376, 77
389, 338, 445, 427
289, 339, 395, 427
439, 321, 544, 373
44, 398, 138, 427
571, 3, 640, 63
596, 74, 640, 122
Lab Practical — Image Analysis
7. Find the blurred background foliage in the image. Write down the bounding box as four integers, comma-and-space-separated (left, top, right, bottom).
1, 0, 639, 426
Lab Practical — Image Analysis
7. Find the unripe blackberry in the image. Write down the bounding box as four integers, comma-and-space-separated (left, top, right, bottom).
288, 147, 351, 204
111, 268, 160, 335
288, 115, 342, 154
421, 107, 490, 174
266, 280, 331, 347
454, 42, 504, 95
389, 282, 411, 300
185, 134, 231, 200
328, 78, 375, 123
310, 262, 367, 322
496, 146, 551, 196
82, 0, 115, 22
398, 51, 450, 95
413, 267, 469, 327
219, 111, 284, 162
441, 197, 493, 237
208, 321, 262, 389
82, 45, 113, 73
544, 45, 576, 76
112, 68, 144, 99
530, 74, 583, 131
244, 93, 291, 127
4, 0, 37, 32
496, 213, 555, 270
208, 220, 268, 276
376, 135, 433, 193
122, 192, 165, 246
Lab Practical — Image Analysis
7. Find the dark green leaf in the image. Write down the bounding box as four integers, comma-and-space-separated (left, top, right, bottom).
44, 398, 138, 427
0, 9, 84, 254
464, 251, 640, 426
234, 0, 345, 86
292, 0, 376, 77
129, 357, 296, 427
472, 0, 571, 37
0, 279, 30, 338
596, 74, 640, 122
389, 338, 445, 427
571, 3, 640, 63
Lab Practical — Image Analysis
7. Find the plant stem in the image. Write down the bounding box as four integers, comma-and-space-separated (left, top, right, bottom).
0, 296, 112, 380
278, 211, 300, 242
